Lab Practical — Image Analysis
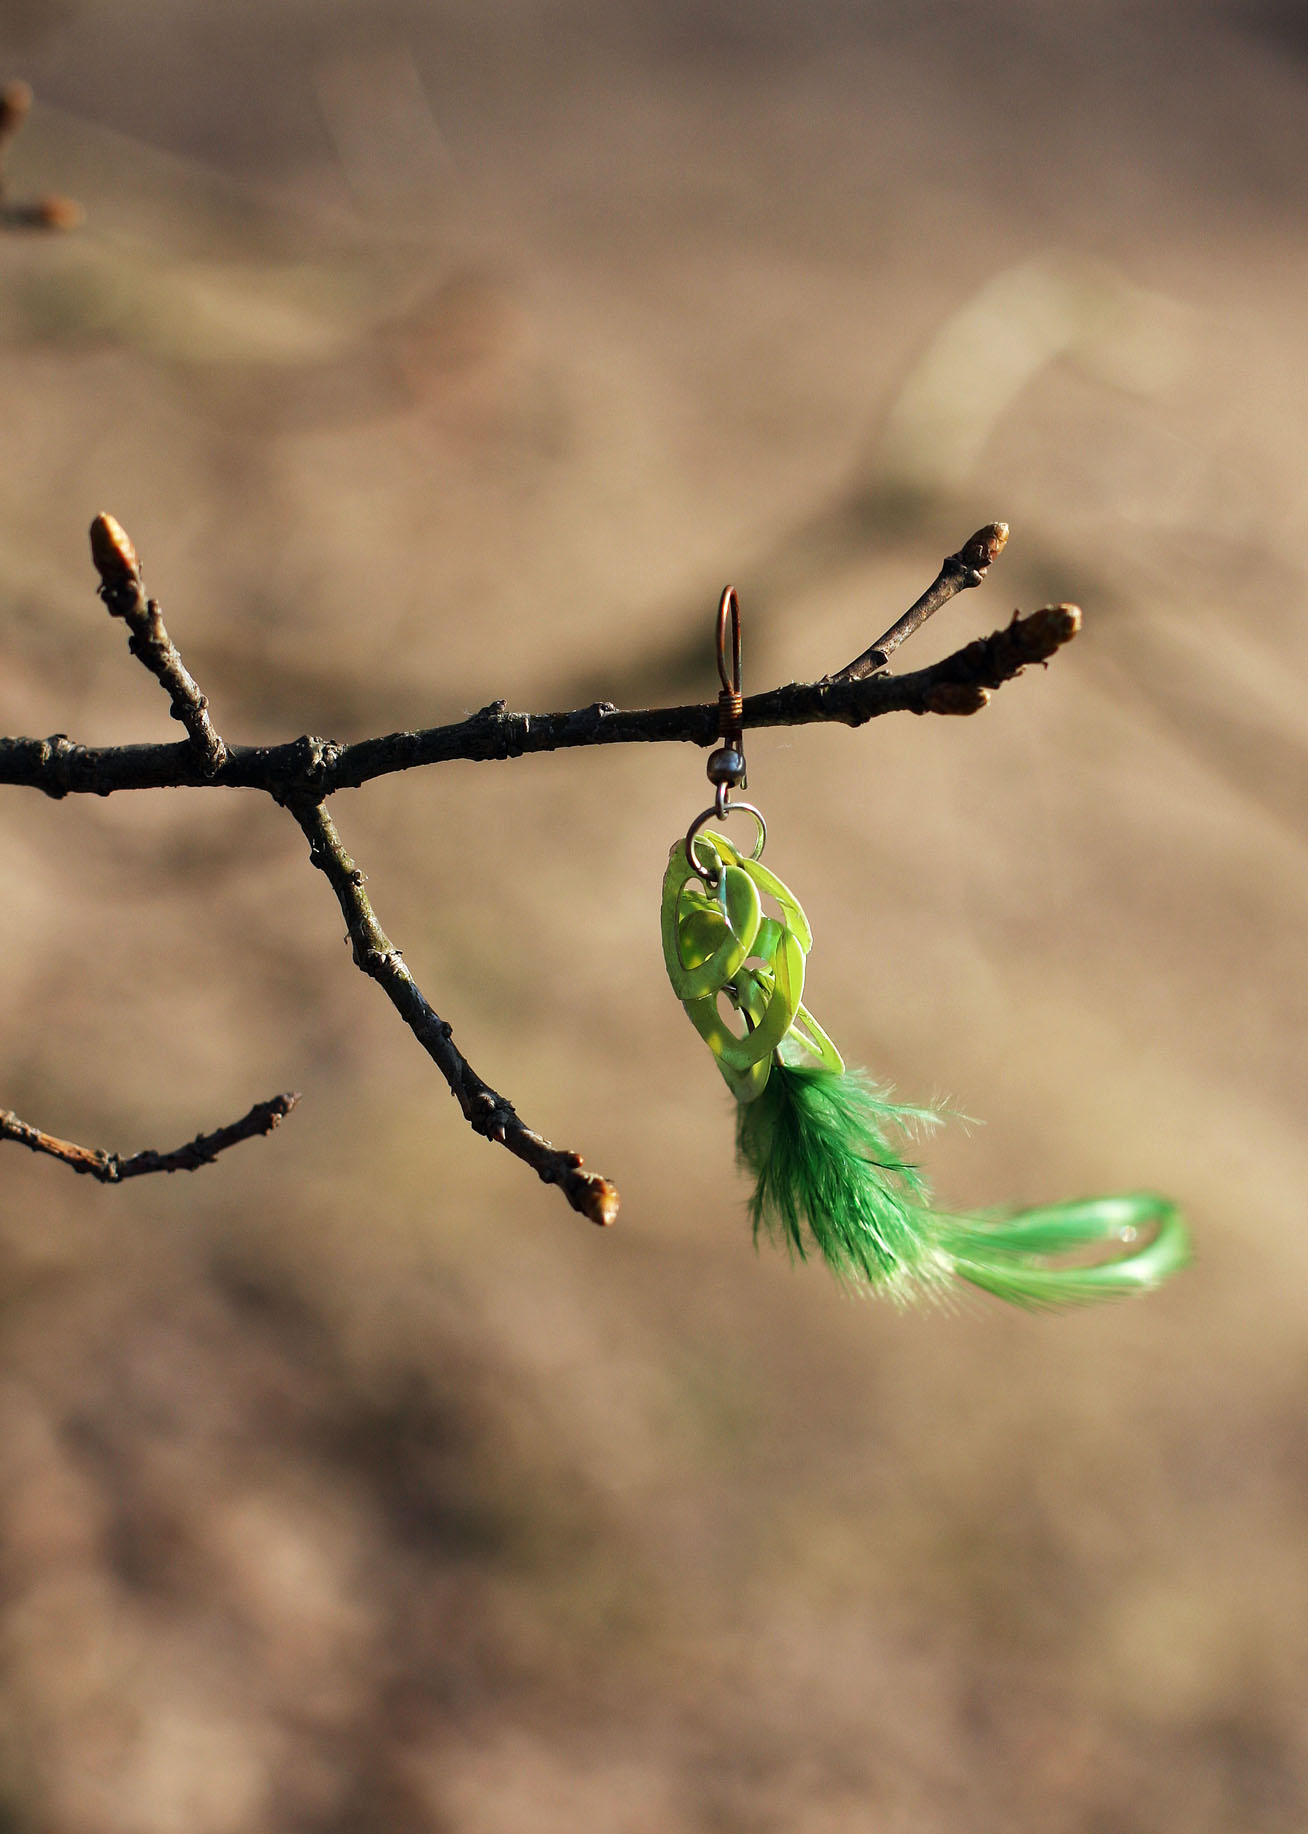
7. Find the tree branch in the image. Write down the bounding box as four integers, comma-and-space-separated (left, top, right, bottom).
0, 602, 1080, 803
830, 521, 1009, 681
287, 797, 618, 1227
0, 1093, 300, 1182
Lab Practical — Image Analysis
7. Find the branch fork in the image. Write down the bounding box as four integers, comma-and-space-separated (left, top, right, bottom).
2, 514, 1075, 1225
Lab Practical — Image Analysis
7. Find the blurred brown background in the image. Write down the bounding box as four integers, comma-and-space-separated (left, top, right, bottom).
1, 2, 1307, 1829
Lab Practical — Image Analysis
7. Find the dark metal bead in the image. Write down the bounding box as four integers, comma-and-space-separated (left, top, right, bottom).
706, 746, 746, 787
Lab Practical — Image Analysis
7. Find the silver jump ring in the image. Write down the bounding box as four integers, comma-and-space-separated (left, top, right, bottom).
684, 801, 767, 883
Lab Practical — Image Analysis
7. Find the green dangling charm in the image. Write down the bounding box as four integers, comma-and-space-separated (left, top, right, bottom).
661, 588, 1189, 1307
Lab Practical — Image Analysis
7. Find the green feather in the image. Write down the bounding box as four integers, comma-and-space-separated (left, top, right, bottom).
735, 1066, 945, 1297
736, 1066, 1189, 1307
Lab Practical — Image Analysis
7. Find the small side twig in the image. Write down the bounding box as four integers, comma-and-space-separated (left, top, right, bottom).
288, 796, 619, 1227
830, 521, 1009, 681
0, 81, 80, 230
0, 1093, 300, 1183
89, 514, 228, 775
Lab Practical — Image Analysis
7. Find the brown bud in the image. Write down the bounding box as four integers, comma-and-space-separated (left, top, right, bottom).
957, 521, 1009, 575
925, 682, 991, 716
1018, 603, 1082, 658
0, 81, 33, 142
32, 194, 82, 230
89, 514, 141, 593
580, 1175, 620, 1227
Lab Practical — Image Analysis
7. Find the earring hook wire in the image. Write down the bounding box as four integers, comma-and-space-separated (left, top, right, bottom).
717, 586, 742, 704
684, 585, 763, 880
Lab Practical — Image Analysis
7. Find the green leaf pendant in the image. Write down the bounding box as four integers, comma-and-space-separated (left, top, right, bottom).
662, 833, 1188, 1307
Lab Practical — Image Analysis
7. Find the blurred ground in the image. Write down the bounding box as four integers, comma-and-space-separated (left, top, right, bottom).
1, 2, 1307, 1829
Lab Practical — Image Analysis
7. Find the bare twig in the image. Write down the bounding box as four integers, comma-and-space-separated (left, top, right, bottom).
89, 514, 228, 774
288, 797, 618, 1227
0, 81, 80, 230
0, 515, 1080, 1224
0, 1093, 300, 1182
830, 521, 1009, 681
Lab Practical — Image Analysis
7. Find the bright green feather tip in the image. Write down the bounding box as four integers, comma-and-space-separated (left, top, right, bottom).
736, 1066, 1189, 1308
933, 1193, 1190, 1309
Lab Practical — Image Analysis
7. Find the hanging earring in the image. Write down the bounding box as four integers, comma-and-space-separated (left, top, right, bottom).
661, 588, 1189, 1306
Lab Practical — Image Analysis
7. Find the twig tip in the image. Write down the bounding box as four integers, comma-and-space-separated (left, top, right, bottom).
89, 514, 140, 592
0, 80, 32, 137
581, 1175, 620, 1227
960, 521, 1009, 573
1029, 601, 1082, 646
33, 194, 82, 230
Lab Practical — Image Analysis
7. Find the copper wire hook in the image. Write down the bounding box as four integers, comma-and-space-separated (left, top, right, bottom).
714, 585, 745, 760
716, 586, 742, 704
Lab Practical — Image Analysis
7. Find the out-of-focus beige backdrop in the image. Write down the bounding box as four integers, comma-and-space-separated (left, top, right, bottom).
1, 3, 1306, 1829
